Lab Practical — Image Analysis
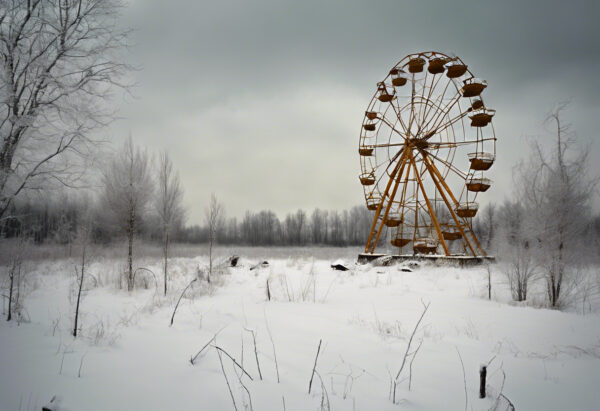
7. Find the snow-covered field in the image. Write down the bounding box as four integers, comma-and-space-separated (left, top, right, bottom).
1, 248, 600, 410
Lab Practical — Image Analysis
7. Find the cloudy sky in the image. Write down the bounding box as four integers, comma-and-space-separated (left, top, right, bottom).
107, 0, 599, 224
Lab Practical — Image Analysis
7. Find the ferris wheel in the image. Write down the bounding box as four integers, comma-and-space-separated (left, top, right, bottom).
359, 51, 496, 256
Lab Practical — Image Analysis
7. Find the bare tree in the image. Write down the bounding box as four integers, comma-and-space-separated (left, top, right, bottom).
102, 137, 153, 291
482, 203, 497, 251
0, 0, 130, 221
4, 232, 28, 321
517, 102, 596, 307
329, 210, 344, 246
155, 151, 185, 295
205, 193, 222, 282
497, 201, 538, 301
310, 208, 325, 244
72, 208, 92, 337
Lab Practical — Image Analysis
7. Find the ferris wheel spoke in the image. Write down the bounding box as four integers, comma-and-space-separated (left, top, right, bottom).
372, 147, 404, 187
371, 142, 412, 149
418, 69, 447, 136
417, 78, 454, 135
387, 98, 410, 134
426, 110, 470, 138
414, 70, 429, 129
429, 139, 492, 148
414, 75, 440, 137
378, 116, 408, 141
421, 148, 467, 180
406, 73, 419, 136
422, 74, 444, 119
428, 93, 463, 134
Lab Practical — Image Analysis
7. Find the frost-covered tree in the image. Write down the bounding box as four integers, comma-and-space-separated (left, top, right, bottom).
0, 0, 130, 221
497, 200, 537, 301
154, 151, 184, 295
102, 137, 153, 291
204, 193, 222, 282
517, 103, 596, 307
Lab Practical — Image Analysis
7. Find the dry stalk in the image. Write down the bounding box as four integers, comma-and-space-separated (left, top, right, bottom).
170, 278, 197, 326
244, 328, 263, 380
217, 349, 238, 411
308, 339, 323, 394
456, 347, 468, 411
393, 300, 430, 403
212, 345, 254, 381
264, 309, 280, 383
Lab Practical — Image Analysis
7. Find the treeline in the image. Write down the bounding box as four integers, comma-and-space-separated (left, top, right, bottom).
182, 207, 374, 246
4, 191, 600, 254
0, 194, 178, 245
0, 197, 375, 247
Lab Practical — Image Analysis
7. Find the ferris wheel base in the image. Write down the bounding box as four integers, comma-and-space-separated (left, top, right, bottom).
357, 253, 495, 267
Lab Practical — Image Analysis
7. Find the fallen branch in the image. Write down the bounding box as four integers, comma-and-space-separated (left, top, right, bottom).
308, 339, 323, 394
170, 278, 197, 326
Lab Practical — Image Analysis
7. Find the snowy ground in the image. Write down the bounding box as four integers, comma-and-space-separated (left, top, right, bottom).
1, 247, 600, 410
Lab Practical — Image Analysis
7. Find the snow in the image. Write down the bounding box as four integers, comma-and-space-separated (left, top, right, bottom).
1, 250, 600, 410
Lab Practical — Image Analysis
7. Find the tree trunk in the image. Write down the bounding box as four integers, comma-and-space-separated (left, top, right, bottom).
73, 248, 85, 337
163, 230, 169, 296
6, 267, 13, 321
487, 267, 491, 300
208, 234, 213, 284
479, 365, 487, 398
127, 217, 134, 292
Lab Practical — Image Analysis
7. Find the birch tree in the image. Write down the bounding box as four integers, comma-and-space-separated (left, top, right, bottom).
204, 193, 222, 282
102, 137, 153, 291
0, 0, 130, 221
155, 151, 184, 295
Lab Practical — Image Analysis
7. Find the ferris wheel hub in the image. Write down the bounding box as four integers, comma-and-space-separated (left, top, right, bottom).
407, 138, 429, 150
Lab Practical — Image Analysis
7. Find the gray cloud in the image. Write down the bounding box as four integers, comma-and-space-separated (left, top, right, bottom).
109, 0, 600, 223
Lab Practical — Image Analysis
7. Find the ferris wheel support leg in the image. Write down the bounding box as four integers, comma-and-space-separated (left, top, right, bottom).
407, 151, 450, 256
369, 155, 410, 254
396, 159, 412, 253
465, 220, 487, 256
429, 159, 486, 256
421, 154, 482, 257
365, 153, 408, 253
364, 152, 406, 253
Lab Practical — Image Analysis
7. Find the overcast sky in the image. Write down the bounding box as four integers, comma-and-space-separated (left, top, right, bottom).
106, 0, 600, 224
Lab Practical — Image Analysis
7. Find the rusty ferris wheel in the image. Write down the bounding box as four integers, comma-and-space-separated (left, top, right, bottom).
358, 51, 496, 257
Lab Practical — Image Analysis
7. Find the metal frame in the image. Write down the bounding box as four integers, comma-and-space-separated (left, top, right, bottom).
359, 51, 496, 256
